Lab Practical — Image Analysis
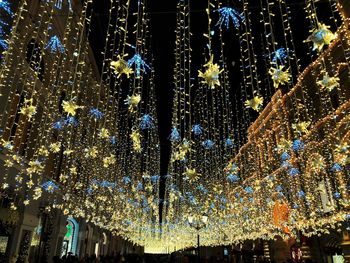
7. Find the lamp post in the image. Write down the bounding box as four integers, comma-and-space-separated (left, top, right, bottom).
188, 214, 208, 263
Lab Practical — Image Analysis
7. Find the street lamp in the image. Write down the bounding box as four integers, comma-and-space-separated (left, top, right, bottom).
188, 214, 208, 263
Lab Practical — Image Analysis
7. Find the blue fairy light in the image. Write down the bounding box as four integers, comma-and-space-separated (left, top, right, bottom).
41, 181, 59, 193
227, 174, 239, 183
281, 161, 291, 168
0, 20, 8, 36
100, 180, 116, 188
197, 185, 208, 194
53, 120, 64, 130
0, 0, 12, 16
192, 124, 203, 136
334, 192, 341, 199
110, 136, 117, 145
224, 138, 234, 148
45, 35, 65, 53
297, 190, 305, 198
64, 116, 78, 126
216, 7, 245, 29
151, 175, 160, 184
136, 182, 143, 191
244, 186, 254, 194
292, 139, 305, 152
127, 53, 150, 77
0, 37, 8, 49
276, 185, 283, 192
140, 114, 154, 130
288, 167, 300, 176
281, 152, 291, 162
331, 163, 342, 172
122, 176, 131, 184
169, 127, 181, 142
202, 139, 215, 150
272, 48, 288, 65
47, 0, 72, 11
90, 108, 103, 120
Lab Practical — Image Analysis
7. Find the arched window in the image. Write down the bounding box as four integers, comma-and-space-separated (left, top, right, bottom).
61, 217, 79, 257
26, 39, 45, 81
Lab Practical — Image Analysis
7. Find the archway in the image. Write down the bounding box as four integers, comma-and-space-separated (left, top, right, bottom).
61, 217, 79, 256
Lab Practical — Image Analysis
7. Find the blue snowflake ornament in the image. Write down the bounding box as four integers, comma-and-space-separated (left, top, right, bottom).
216, 7, 245, 29
244, 186, 254, 194
202, 139, 215, 150
192, 124, 203, 136
47, 0, 72, 11
41, 181, 59, 193
0, 38, 7, 50
127, 53, 150, 77
140, 114, 155, 130
331, 163, 342, 172
288, 167, 300, 176
225, 138, 234, 148
169, 128, 181, 142
334, 192, 341, 199
90, 108, 103, 120
272, 48, 289, 65
281, 152, 291, 162
122, 176, 131, 184
45, 35, 65, 53
292, 139, 305, 152
0, 0, 12, 16
297, 190, 305, 198
227, 174, 239, 183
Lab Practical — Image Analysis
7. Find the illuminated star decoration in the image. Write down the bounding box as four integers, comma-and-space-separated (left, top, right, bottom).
269, 65, 291, 89
225, 138, 234, 148
124, 94, 141, 113
0, 0, 12, 16
216, 7, 244, 29
0, 38, 7, 50
127, 53, 150, 77
130, 130, 142, 153
169, 128, 181, 142
317, 73, 340, 92
306, 23, 336, 51
271, 48, 288, 65
45, 35, 65, 53
192, 124, 203, 136
110, 55, 134, 78
227, 174, 240, 183
140, 114, 154, 130
62, 100, 83, 116
245, 96, 264, 112
183, 167, 201, 182
292, 139, 305, 152
292, 121, 311, 135
64, 116, 78, 126
90, 108, 104, 120
41, 181, 59, 193
47, 0, 72, 11
202, 139, 215, 150
172, 139, 191, 162
103, 154, 116, 168
198, 55, 223, 89
20, 98, 36, 120
0, 20, 7, 35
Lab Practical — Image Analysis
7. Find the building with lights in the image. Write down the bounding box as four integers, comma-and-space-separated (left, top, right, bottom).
0, 0, 349, 262
0, 0, 142, 262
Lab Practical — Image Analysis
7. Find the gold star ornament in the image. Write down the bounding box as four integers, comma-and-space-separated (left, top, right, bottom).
198, 55, 223, 89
